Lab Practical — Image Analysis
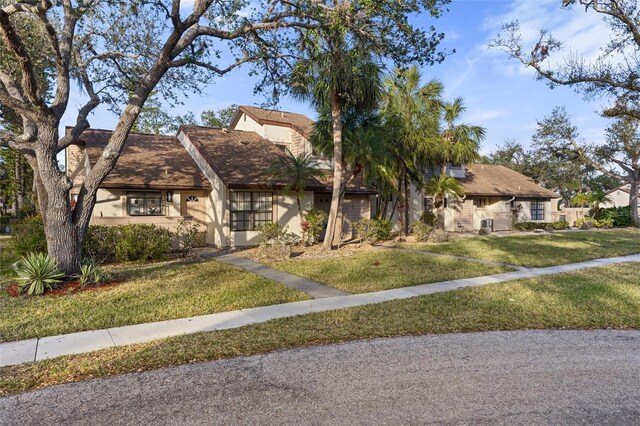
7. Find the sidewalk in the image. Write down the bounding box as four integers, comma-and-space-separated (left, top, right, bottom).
2, 253, 639, 368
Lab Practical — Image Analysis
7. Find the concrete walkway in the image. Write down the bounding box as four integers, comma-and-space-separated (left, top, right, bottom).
215, 254, 350, 299
1, 253, 639, 368
375, 244, 531, 271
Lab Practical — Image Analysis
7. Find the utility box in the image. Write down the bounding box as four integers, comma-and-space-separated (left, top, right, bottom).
492, 213, 512, 231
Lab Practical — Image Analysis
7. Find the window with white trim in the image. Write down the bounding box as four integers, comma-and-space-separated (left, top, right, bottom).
127, 192, 162, 216
230, 191, 273, 231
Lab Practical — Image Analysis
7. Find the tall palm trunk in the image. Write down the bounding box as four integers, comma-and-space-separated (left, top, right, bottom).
630, 174, 640, 226
323, 91, 344, 250
397, 165, 407, 236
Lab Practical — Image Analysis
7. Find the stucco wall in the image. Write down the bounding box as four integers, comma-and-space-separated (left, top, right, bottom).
602, 186, 631, 208
66, 144, 88, 191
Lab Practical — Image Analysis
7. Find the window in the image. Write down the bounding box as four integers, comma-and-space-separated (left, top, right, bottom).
423, 197, 434, 210
474, 198, 489, 208
531, 199, 545, 221
230, 191, 273, 231
127, 192, 162, 216
186, 195, 199, 203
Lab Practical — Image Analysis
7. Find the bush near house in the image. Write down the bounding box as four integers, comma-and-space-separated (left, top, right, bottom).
592, 206, 635, 228
576, 217, 615, 229
513, 221, 570, 231
10, 217, 204, 265
10, 215, 47, 257
354, 218, 393, 243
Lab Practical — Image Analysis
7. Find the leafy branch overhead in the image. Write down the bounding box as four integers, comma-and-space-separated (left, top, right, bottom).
490, 0, 640, 120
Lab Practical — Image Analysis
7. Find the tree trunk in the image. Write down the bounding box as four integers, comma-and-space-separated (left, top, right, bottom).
440, 162, 448, 177
630, 175, 639, 226
35, 125, 83, 275
397, 167, 407, 237
323, 91, 344, 251
404, 173, 411, 234
15, 152, 24, 213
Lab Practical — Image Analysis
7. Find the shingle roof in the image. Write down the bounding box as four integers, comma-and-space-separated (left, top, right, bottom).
460, 164, 560, 198
179, 125, 326, 190
77, 128, 209, 190
231, 105, 315, 139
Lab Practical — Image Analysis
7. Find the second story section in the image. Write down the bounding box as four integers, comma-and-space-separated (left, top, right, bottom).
230, 106, 331, 169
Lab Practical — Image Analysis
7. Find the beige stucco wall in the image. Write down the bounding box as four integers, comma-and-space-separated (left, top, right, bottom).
602, 186, 630, 208
66, 144, 88, 191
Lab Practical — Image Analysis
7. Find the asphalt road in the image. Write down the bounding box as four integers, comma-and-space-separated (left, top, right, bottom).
2, 330, 640, 425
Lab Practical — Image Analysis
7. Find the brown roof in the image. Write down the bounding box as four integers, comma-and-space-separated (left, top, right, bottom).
460, 164, 560, 198
179, 125, 326, 190
231, 105, 315, 139
77, 128, 209, 190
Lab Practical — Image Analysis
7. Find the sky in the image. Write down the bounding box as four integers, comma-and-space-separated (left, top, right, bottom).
64, 0, 615, 156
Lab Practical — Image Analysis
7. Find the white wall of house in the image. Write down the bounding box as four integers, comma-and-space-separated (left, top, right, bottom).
602, 185, 631, 208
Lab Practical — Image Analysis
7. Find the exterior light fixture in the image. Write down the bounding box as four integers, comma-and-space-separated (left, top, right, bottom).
166, 191, 173, 202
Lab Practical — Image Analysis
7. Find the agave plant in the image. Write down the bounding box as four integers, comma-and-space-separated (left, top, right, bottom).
77, 261, 109, 287
15, 253, 65, 296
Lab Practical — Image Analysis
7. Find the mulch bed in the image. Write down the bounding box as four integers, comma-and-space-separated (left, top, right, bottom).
6, 279, 126, 298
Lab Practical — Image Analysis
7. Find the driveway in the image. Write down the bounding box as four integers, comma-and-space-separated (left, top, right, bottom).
2, 330, 640, 425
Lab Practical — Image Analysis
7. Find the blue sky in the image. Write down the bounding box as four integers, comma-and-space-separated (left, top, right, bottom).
66, 0, 613, 156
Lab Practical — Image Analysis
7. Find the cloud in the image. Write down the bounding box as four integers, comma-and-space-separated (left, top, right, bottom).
483, 0, 611, 77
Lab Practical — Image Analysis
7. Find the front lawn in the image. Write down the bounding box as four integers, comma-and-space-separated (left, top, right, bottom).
0, 258, 308, 342
401, 228, 640, 268
269, 248, 514, 293
2, 262, 638, 395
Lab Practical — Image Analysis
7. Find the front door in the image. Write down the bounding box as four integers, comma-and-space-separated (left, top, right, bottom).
181, 192, 205, 224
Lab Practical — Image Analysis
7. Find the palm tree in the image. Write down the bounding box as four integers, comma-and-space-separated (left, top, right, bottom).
291, 35, 382, 250
438, 98, 486, 175
425, 175, 465, 231
266, 151, 324, 223
381, 65, 443, 235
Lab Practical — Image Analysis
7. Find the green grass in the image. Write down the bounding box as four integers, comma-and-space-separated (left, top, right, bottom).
0, 258, 308, 342
2, 262, 638, 396
402, 228, 640, 268
269, 249, 513, 293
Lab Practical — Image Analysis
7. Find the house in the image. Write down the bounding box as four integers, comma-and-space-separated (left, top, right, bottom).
66, 106, 564, 245
602, 184, 640, 212
66, 110, 375, 247
418, 164, 561, 232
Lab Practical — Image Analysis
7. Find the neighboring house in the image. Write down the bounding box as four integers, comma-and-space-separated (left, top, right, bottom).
602, 184, 640, 211
419, 164, 560, 232
66, 119, 375, 247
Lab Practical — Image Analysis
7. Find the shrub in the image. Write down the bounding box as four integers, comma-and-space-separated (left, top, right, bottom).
256, 223, 299, 247
15, 252, 65, 296
411, 221, 433, 242
592, 206, 635, 227
354, 218, 393, 243
576, 217, 614, 229
427, 229, 450, 243
10, 215, 46, 257
83, 225, 119, 263
418, 210, 437, 226
115, 225, 172, 261
301, 208, 328, 246
478, 227, 491, 236
174, 219, 204, 257
513, 221, 570, 231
